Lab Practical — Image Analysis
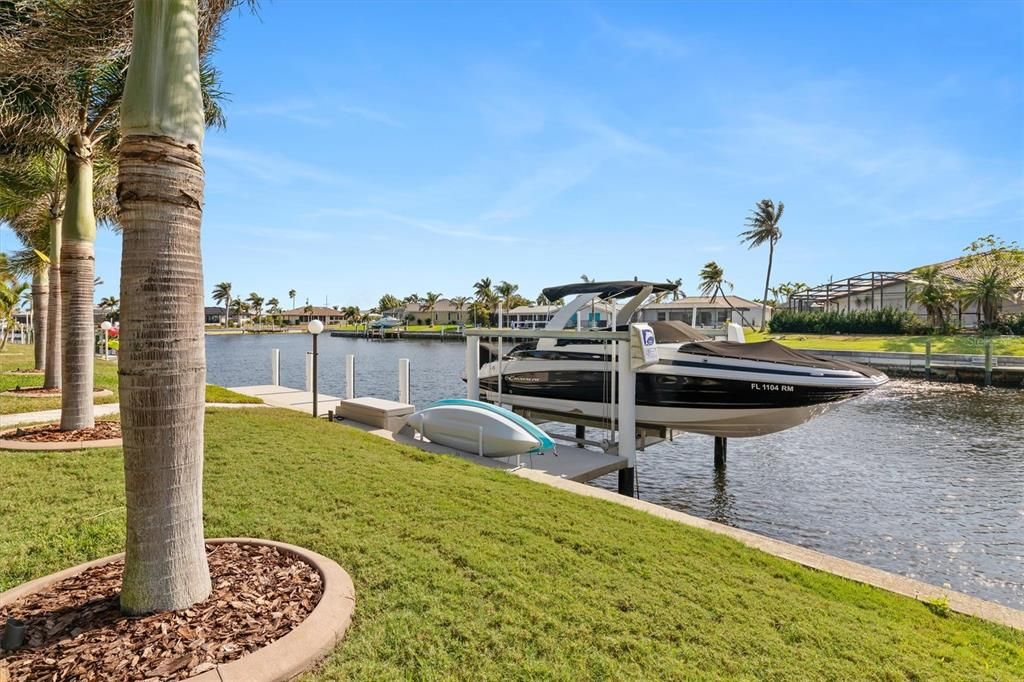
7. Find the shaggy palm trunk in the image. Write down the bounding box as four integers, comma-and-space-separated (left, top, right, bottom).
44, 215, 62, 389
760, 242, 774, 332
60, 134, 97, 431
118, 0, 210, 615
31, 268, 48, 370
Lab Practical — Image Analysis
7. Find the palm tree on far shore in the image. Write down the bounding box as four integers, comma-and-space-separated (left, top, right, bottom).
266, 297, 281, 327
496, 280, 518, 323
739, 198, 784, 331
907, 266, 957, 329
699, 261, 747, 327
288, 289, 296, 311
450, 296, 469, 327
212, 282, 232, 328
424, 291, 442, 327
247, 292, 264, 329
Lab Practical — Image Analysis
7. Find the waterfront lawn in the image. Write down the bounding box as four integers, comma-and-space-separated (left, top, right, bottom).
1, 345, 261, 414
1, 408, 1020, 679
746, 331, 1024, 356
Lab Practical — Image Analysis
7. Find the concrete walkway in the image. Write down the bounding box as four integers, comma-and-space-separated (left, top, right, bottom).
3, 402, 265, 428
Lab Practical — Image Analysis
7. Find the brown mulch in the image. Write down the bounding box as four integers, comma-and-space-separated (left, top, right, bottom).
2, 369, 44, 375
0, 421, 122, 443
0, 543, 323, 681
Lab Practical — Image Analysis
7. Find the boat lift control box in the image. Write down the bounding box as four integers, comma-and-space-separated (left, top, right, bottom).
629, 323, 659, 369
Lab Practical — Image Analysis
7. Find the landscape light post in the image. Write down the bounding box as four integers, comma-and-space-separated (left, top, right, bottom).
308, 319, 324, 416
100, 320, 112, 360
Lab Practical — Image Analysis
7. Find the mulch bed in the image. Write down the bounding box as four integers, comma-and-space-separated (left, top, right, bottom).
1, 370, 44, 376
0, 543, 323, 681
1, 421, 122, 443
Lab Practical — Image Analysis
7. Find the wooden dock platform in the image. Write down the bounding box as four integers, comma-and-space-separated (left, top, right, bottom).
229, 385, 626, 483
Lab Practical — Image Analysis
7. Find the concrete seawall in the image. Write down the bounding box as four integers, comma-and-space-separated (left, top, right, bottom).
804, 349, 1024, 388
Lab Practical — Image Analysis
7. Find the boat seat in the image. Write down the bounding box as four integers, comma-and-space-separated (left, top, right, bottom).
338, 397, 415, 432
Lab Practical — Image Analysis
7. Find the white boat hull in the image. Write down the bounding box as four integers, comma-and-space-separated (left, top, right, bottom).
406, 403, 550, 457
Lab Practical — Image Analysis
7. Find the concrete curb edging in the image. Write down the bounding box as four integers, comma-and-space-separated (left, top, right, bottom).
2, 388, 114, 399
0, 437, 123, 451
0, 538, 355, 681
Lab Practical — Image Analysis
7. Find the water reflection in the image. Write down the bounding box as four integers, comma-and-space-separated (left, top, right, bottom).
207, 335, 1024, 608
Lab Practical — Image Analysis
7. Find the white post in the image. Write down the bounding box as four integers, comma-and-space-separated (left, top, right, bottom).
271, 348, 281, 386
305, 352, 313, 392
617, 338, 636, 468
466, 336, 480, 400
103, 329, 109, 359
398, 358, 411, 404
345, 353, 355, 399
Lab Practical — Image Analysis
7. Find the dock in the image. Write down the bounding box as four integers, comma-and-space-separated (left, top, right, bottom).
231, 384, 342, 414
228, 385, 626, 483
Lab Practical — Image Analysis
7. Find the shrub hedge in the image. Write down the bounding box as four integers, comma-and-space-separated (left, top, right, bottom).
768, 308, 927, 335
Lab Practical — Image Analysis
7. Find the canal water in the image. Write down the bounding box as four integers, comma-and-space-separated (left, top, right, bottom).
206, 333, 1024, 609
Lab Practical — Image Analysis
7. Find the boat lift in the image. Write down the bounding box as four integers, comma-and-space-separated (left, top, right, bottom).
464, 326, 662, 496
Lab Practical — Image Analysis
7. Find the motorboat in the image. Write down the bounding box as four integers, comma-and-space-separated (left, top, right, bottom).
370, 316, 403, 329
406, 399, 555, 457
477, 280, 889, 438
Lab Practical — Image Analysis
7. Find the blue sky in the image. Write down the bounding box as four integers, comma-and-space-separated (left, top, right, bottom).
5, 1, 1023, 308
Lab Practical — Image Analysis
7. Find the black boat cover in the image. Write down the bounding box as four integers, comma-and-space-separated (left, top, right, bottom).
680, 339, 885, 376
542, 280, 678, 301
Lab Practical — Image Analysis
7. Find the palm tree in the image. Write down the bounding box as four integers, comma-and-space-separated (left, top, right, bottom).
266, 297, 280, 327
450, 296, 469, 326
907, 266, 957, 329
99, 295, 119, 321
342, 305, 361, 327
472, 277, 492, 302
212, 282, 232, 328
403, 292, 421, 305
378, 293, 401, 314
698, 261, 747, 327
288, 288, 297, 311
959, 235, 1024, 327
0, 151, 72, 387
495, 280, 518, 324
115, 0, 238, 614
246, 292, 264, 329
424, 291, 442, 327
739, 199, 784, 331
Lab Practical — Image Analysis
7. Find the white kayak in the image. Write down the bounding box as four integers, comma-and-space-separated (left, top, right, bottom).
406, 399, 555, 457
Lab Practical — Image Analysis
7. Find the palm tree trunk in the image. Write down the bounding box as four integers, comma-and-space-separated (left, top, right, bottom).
224, 295, 229, 328
44, 215, 62, 389
117, 0, 210, 615
761, 241, 774, 332
60, 136, 97, 431
31, 268, 48, 371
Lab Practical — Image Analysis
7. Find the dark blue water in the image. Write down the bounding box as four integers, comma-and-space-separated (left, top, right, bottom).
207, 334, 1024, 609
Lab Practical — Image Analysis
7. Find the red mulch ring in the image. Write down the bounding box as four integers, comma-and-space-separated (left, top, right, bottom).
0, 543, 323, 681
1, 421, 122, 443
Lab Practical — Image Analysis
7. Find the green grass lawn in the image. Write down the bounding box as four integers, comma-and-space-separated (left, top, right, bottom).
746, 331, 1024, 356
1, 407, 1019, 679
1, 345, 260, 414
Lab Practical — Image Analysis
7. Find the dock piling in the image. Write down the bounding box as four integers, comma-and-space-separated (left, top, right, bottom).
984, 339, 993, 387
271, 348, 281, 386
345, 354, 355, 399
465, 337, 480, 400
398, 358, 411, 404
714, 437, 727, 468
924, 340, 931, 381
